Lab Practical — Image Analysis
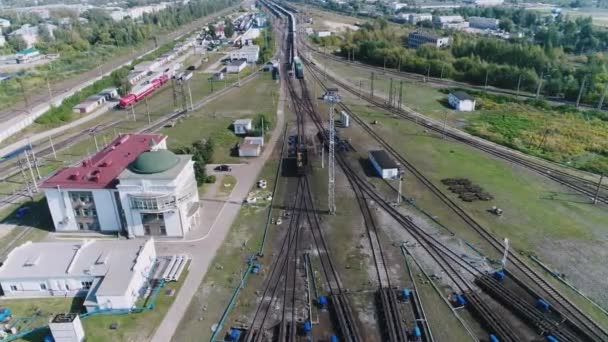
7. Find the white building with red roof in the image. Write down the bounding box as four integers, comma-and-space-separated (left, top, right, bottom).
41, 134, 200, 238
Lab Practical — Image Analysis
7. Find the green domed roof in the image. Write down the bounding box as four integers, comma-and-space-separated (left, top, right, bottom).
128, 149, 179, 174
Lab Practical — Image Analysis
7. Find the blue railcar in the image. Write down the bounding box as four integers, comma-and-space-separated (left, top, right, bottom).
489, 334, 500, 342
303, 320, 312, 334
412, 326, 421, 337
228, 328, 241, 341
401, 288, 411, 300
317, 295, 328, 308
546, 335, 559, 342
330, 336, 339, 342
455, 294, 467, 306
493, 270, 505, 281
536, 299, 551, 311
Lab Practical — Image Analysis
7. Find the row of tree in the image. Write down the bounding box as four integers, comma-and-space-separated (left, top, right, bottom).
335, 21, 608, 105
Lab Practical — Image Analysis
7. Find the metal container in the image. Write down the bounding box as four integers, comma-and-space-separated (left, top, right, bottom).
493, 270, 505, 281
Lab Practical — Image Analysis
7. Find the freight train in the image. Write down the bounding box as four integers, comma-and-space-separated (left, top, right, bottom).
118, 74, 169, 108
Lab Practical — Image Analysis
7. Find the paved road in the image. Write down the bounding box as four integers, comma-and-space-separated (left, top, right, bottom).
151, 76, 287, 342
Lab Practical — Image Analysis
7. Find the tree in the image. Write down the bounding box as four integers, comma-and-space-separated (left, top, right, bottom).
224, 19, 235, 39
7, 36, 27, 52
207, 24, 216, 39
499, 19, 514, 32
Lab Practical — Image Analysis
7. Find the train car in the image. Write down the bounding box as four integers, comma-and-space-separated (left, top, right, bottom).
294, 57, 304, 79
118, 74, 169, 108
1, 145, 32, 161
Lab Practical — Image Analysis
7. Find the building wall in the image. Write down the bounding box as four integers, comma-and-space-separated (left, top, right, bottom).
44, 188, 120, 232
469, 16, 499, 30
448, 94, 475, 111
227, 63, 247, 73
369, 154, 399, 179
118, 161, 197, 238
1, 276, 95, 298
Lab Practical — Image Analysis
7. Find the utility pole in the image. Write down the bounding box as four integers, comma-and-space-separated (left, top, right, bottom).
383, 56, 386, 72
593, 174, 604, 205
359, 80, 362, 100
321, 147, 324, 169
484, 69, 489, 90
398, 80, 403, 110
49, 136, 57, 160
388, 78, 393, 106
145, 96, 151, 124
426, 65, 430, 81
324, 88, 340, 215
187, 81, 194, 110
440, 64, 445, 79
576, 75, 588, 108
442, 112, 449, 139
371, 72, 375, 97
17, 78, 29, 112
93, 134, 99, 152
46, 75, 53, 101
24, 150, 38, 193
501, 238, 510, 269
396, 174, 403, 204
28, 147, 41, 180
536, 71, 544, 99
131, 104, 136, 121
516, 74, 522, 97
597, 81, 608, 110
18, 159, 33, 199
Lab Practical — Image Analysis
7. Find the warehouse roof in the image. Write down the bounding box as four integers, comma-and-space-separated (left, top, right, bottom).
0, 239, 154, 296
369, 150, 399, 169
451, 91, 475, 101
41, 134, 166, 189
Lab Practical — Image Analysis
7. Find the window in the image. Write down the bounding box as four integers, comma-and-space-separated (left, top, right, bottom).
83, 208, 89, 216
78, 223, 85, 230
40, 283, 47, 290
10, 285, 17, 291
81, 281, 93, 290
144, 225, 151, 235
160, 226, 167, 236
92, 208, 97, 217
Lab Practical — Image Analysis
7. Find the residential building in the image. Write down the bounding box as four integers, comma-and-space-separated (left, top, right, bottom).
229, 45, 260, 63
227, 59, 248, 73
391, 2, 409, 11
448, 91, 476, 111
408, 31, 450, 49
469, 16, 499, 30
9, 24, 57, 48
72, 101, 100, 115
233, 119, 253, 134
0, 239, 156, 312
369, 150, 399, 179
40, 134, 200, 238
0, 19, 10, 29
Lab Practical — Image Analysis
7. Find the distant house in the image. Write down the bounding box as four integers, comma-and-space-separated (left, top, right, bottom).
213, 72, 225, 80
9, 24, 57, 48
99, 87, 119, 101
0, 19, 10, 29
227, 59, 247, 73
408, 31, 450, 49
233, 119, 253, 135
448, 91, 476, 111
369, 150, 399, 179
0, 35, 5, 48
315, 31, 332, 38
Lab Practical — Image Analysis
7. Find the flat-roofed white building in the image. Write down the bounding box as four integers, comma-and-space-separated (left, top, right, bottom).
408, 31, 450, 49
227, 59, 248, 73
0, 239, 156, 312
41, 134, 200, 238
229, 44, 260, 63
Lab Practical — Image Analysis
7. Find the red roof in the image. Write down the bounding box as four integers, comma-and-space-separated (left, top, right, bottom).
41, 134, 166, 189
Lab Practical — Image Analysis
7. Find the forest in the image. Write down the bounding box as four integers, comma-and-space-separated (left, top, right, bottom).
330, 18, 608, 106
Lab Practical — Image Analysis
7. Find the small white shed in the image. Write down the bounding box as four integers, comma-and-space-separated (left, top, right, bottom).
448, 91, 476, 112
233, 119, 253, 134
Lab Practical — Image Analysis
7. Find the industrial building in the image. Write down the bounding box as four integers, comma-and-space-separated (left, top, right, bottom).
0, 239, 156, 311
229, 44, 260, 63
40, 133, 200, 238
15, 48, 42, 64
469, 16, 499, 30
407, 31, 450, 49
403, 13, 433, 24
448, 91, 476, 111
369, 150, 399, 179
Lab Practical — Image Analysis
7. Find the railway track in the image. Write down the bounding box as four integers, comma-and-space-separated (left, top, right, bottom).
302, 50, 608, 205
302, 53, 608, 341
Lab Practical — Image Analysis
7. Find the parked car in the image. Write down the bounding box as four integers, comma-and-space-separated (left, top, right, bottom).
215, 164, 232, 172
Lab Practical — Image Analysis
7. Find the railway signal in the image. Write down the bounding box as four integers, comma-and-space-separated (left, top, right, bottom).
323, 88, 340, 215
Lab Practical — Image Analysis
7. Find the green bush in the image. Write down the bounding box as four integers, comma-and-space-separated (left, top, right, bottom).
205, 175, 217, 183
